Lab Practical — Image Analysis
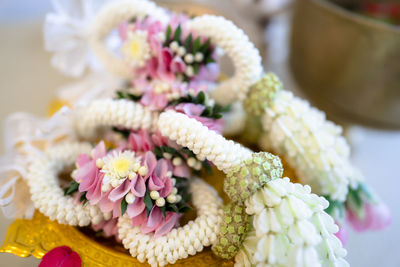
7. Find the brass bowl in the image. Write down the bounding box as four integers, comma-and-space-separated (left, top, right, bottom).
290, 0, 400, 128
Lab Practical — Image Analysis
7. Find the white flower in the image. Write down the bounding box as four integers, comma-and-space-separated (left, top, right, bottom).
260, 90, 363, 201
44, 0, 112, 77
121, 30, 151, 68
235, 178, 348, 267
101, 150, 140, 187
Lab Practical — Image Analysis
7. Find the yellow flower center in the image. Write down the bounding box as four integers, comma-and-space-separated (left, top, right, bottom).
127, 40, 141, 58
112, 158, 132, 176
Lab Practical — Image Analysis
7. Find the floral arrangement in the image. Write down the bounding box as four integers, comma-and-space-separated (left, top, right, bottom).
0, 0, 390, 267
245, 73, 391, 244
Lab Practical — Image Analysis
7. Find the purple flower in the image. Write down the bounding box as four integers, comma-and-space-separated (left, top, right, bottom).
173, 103, 224, 133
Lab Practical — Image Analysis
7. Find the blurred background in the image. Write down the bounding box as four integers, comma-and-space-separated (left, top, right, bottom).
0, 0, 399, 266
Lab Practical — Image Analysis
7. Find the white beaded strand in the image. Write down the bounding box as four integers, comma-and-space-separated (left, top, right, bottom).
75, 99, 158, 139
186, 15, 262, 105
157, 111, 252, 173
26, 142, 106, 226
118, 178, 223, 267
89, 0, 169, 78
260, 90, 363, 201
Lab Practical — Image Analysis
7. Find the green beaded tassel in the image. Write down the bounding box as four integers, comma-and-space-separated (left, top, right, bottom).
243, 72, 282, 116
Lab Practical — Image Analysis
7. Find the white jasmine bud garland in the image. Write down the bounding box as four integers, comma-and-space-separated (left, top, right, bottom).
88, 0, 169, 78
158, 111, 252, 173
26, 142, 106, 226
118, 178, 223, 267
157, 109, 348, 266
75, 99, 158, 139
186, 15, 263, 105
259, 89, 362, 202
236, 178, 349, 267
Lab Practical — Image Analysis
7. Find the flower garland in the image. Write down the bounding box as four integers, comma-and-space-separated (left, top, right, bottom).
65, 129, 199, 237
117, 178, 223, 267
186, 15, 263, 105
237, 178, 348, 267
245, 73, 391, 237
26, 142, 106, 226
158, 110, 252, 173
89, 0, 169, 78
156, 111, 349, 266
75, 99, 158, 139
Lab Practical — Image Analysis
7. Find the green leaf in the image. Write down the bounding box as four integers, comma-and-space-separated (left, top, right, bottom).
169, 204, 179, 213
178, 205, 192, 213
203, 161, 213, 175
144, 191, 153, 217
205, 57, 216, 64
121, 197, 128, 216
161, 206, 167, 219
116, 91, 125, 99
112, 127, 130, 138
127, 93, 142, 101
79, 192, 88, 205
173, 25, 182, 42
184, 33, 193, 51
166, 25, 172, 43
64, 181, 79, 196
196, 91, 206, 104
193, 37, 201, 53
359, 183, 376, 203
200, 38, 211, 53
193, 64, 200, 75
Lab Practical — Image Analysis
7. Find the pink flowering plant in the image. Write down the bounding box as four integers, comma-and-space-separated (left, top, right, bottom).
325, 183, 391, 244
114, 15, 228, 132
64, 129, 211, 238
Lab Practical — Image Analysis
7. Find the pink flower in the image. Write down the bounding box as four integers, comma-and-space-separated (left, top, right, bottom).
140, 88, 170, 110
92, 218, 120, 241
137, 207, 181, 238
334, 223, 348, 246
173, 103, 224, 133
347, 202, 392, 232
39, 246, 81, 267
129, 130, 154, 152
192, 63, 219, 83
75, 142, 106, 205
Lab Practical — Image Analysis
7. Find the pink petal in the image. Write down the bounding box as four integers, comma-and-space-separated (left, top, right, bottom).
87, 172, 104, 205
154, 212, 180, 238
151, 131, 169, 147
170, 56, 186, 73
334, 223, 348, 246
347, 202, 392, 232
139, 130, 154, 151
93, 141, 106, 159
129, 132, 142, 151
143, 152, 157, 179
127, 197, 146, 218
112, 199, 122, 218
147, 206, 163, 228
98, 193, 114, 213
76, 153, 91, 167
77, 162, 97, 192
159, 177, 172, 198
108, 179, 131, 202
173, 165, 190, 178
130, 175, 146, 197
131, 210, 147, 226
148, 175, 164, 191
39, 246, 81, 267
155, 159, 170, 178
